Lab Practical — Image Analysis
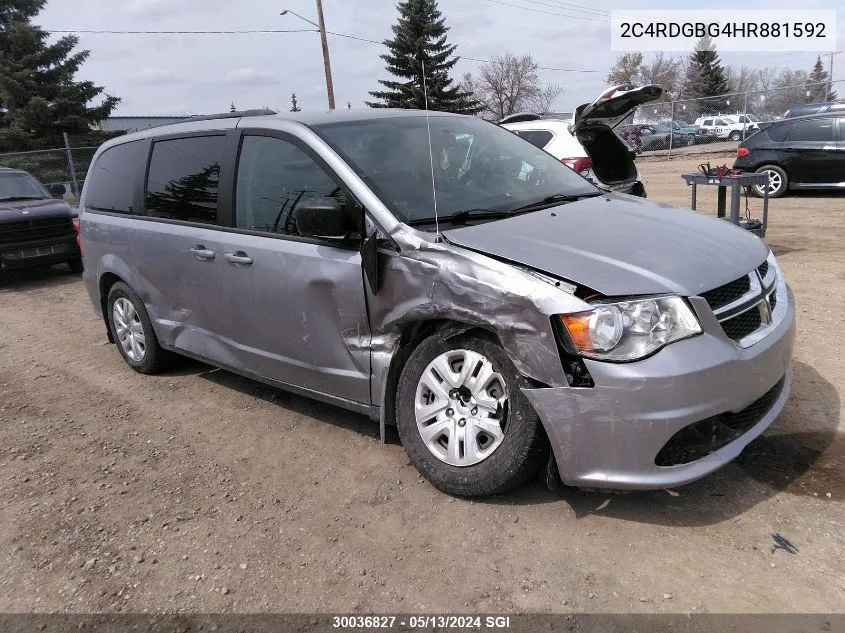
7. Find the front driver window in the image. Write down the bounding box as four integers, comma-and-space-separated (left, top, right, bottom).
235, 135, 349, 236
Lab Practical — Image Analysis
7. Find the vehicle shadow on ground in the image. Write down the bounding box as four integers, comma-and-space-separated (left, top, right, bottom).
0, 265, 81, 291
171, 359, 840, 525
482, 361, 843, 525
193, 366, 382, 440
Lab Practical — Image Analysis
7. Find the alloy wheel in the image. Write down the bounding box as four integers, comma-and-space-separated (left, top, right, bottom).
113, 297, 146, 362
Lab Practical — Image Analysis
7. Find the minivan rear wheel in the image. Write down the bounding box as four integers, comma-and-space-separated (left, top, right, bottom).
752, 165, 788, 198
107, 282, 171, 374
395, 332, 547, 497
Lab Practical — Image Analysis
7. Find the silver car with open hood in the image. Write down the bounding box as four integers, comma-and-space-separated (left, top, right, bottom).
79, 99, 794, 496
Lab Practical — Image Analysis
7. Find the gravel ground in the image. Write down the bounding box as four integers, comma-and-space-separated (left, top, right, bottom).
1, 153, 843, 615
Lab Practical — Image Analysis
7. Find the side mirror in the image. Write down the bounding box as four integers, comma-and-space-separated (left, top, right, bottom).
293, 197, 353, 239
47, 183, 67, 198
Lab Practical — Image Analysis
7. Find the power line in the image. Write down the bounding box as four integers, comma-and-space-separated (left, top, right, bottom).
49, 26, 605, 73
478, 0, 609, 22
48, 29, 318, 34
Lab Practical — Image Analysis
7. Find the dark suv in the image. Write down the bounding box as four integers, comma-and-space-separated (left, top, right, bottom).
733, 113, 845, 198
782, 101, 845, 119
0, 167, 82, 277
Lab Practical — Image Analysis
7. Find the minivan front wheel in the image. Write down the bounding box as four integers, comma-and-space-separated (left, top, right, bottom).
753, 165, 788, 198
107, 282, 170, 374
396, 332, 547, 497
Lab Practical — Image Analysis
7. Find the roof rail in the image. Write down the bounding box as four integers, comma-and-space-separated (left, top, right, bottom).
158, 108, 277, 127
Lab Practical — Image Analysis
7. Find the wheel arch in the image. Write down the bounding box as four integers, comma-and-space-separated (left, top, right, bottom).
379, 319, 547, 430
99, 271, 125, 343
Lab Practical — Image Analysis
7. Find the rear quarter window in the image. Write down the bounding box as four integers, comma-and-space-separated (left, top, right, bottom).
145, 136, 226, 225
84, 141, 146, 214
765, 123, 793, 143
516, 130, 554, 149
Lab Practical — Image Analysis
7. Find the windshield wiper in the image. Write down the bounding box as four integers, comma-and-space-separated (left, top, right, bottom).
506, 191, 604, 215
406, 208, 513, 227
0, 195, 46, 202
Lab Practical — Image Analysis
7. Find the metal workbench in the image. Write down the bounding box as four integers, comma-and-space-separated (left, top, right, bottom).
681, 172, 769, 238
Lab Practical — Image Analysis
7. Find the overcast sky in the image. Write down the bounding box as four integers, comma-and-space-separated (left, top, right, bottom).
38, 0, 845, 116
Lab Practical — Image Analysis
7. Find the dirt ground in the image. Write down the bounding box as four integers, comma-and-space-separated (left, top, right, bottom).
1, 152, 843, 615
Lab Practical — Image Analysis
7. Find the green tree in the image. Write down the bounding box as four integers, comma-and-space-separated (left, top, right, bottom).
290, 93, 301, 112
0, 0, 119, 151
367, 0, 480, 113
681, 36, 730, 113
807, 56, 836, 102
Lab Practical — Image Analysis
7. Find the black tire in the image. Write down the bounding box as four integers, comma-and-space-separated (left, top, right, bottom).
729, 131, 742, 141
106, 282, 171, 374
752, 165, 788, 198
395, 332, 548, 497
67, 257, 84, 274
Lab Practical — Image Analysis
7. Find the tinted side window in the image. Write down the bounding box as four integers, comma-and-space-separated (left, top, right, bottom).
766, 123, 793, 143
789, 118, 834, 142
517, 130, 554, 149
145, 136, 225, 224
85, 141, 146, 214
703, 119, 713, 126
234, 136, 346, 236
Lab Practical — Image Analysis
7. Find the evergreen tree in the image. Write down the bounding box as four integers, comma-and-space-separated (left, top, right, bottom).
367, 0, 480, 114
681, 37, 730, 113
0, 0, 120, 151
807, 56, 836, 102
290, 93, 301, 112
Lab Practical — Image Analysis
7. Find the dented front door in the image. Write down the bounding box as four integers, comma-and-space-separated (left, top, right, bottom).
213, 231, 371, 403
214, 132, 371, 404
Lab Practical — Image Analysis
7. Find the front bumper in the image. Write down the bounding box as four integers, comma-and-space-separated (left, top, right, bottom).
523, 284, 796, 490
0, 235, 79, 271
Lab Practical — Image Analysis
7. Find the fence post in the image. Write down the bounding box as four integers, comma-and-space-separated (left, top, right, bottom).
667, 99, 675, 159
63, 132, 80, 199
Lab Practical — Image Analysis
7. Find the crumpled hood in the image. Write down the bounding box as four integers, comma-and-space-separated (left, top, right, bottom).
443, 194, 769, 297
0, 198, 74, 224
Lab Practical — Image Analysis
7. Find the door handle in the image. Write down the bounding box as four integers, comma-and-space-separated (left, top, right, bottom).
190, 245, 216, 260
224, 251, 253, 266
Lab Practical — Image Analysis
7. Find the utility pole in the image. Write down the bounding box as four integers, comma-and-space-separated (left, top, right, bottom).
829, 52, 835, 101
315, 0, 335, 110
281, 4, 335, 110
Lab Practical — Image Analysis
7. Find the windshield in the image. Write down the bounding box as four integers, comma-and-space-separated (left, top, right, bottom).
312, 115, 599, 227
0, 171, 50, 201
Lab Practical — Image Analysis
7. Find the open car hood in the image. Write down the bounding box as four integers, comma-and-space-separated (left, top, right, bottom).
573, 84, 664, 132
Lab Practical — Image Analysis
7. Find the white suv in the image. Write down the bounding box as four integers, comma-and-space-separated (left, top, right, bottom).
695, 116, 758, 141
501, 85, 664, 197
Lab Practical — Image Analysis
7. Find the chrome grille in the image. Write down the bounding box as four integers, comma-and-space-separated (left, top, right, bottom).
699, 258, 779, 347
700, 276, 751, 311
721, 307, 762, 341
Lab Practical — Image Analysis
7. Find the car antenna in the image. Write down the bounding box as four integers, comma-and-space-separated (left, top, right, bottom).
421, 60, 442, 243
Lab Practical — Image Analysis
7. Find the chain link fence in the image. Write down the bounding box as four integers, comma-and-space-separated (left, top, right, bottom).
627, 78, 845, 159
0, 137, 98, 202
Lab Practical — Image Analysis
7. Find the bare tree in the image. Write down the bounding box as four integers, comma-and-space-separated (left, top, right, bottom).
639, 52, 681, 98
605, 52, 643, 86
462, 53, 564, 120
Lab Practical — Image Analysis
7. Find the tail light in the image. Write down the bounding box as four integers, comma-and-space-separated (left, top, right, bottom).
561, 157, 593, 173
72, 216, 81, 253
737, 147, 750, 158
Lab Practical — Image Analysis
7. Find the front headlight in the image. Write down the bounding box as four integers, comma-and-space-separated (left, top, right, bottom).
560, 296, 701, 362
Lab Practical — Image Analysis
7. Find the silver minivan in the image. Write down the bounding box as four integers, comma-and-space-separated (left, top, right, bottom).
81, 99, 795, 497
